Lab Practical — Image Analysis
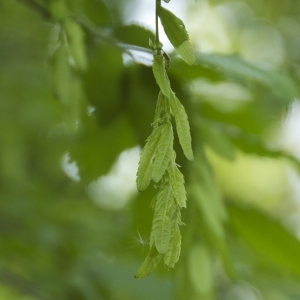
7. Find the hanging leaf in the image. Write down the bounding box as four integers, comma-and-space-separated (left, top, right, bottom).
152, 185, 174, 254
158, 6, 195, 65
168, 163, 187, 208
153, 92, 165, 126
152, 121, 174, 182
134, 246, 163, 278
170, 92, 194, 160
164, 225, 181, 268
152, 53, 171, 98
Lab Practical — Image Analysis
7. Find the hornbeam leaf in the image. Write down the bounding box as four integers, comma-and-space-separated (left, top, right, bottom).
158, 6, 195, 65
153, 92, 165, 128
168, 164, 187, 208
134, 246, 163, 278
136, 125, 163, 191
164, 225, 181, 268
170, 92, 194, 160
152, 53, 171, 98
152, 121, 174, 182
152, 185, 174, 254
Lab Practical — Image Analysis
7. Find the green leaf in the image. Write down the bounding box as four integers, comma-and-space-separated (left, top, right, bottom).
169, 92, 193, 160
70, 113, 136, 183
228, 129, 300, 169
189, 154, 227, 240
152, 185, 174, 254
152, 53, 171, 98
51, 42, 71, 106
164, 225, 181, 268
168, 164, 186, 208
136, 125, 164, 191
113, 24, 155, 49
153, 92, 165, 125
194, 52, 297, 105
198, 119, 236, 161
152, 121, 173, 182
66, 0, 111, 26
177, 40, 195, 66
158, 7, 195, 65
63, 18, 88, 71
134, 246, 163, 278
228, 204, 300, 277
188, 243, 214, 295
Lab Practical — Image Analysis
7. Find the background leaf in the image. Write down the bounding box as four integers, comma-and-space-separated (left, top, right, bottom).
228, 204, 300, 277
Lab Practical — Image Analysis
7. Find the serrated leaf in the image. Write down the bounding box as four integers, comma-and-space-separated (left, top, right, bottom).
135, 246, 163, 278
152, 185, 174, 254
170, 92, 193, 160
152, 53, 171, 98
153, 92, 165, 127
168, 164, 186, 208
152, 122, 173, 182
136, 125, 164, 191
164, 225, 181, 268
158, 7, 195, 65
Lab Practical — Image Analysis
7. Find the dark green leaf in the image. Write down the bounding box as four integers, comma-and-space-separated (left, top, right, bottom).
158, 6, 195, 65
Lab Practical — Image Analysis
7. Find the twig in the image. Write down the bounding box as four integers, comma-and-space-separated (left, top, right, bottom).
17, 0, 51, 19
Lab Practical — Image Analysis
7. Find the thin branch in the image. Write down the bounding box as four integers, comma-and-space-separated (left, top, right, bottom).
155, 0, 161, 50
17, 0, 51, 19
17, 0, 154, 57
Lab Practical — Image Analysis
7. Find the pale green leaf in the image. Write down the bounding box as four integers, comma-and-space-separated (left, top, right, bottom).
177, 40, 195, 66
158, 7, 195, 65
152, 185, 174, 254
136, 126, 163, 191
164, 224, 181, 268
134, 246, 163, 278
152, 53, 171, 98
64, 18, 88, 71
168, 164, 186, 208
153, 92, 165, 125
152, 122, 173, 182
52, 43, 71, 106
170, 92, 193, 160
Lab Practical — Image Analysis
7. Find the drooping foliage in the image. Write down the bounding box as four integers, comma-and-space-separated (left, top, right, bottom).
2, 0, 300, 299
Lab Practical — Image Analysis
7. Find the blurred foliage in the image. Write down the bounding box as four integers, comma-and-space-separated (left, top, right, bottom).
1, 0, 300, 299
